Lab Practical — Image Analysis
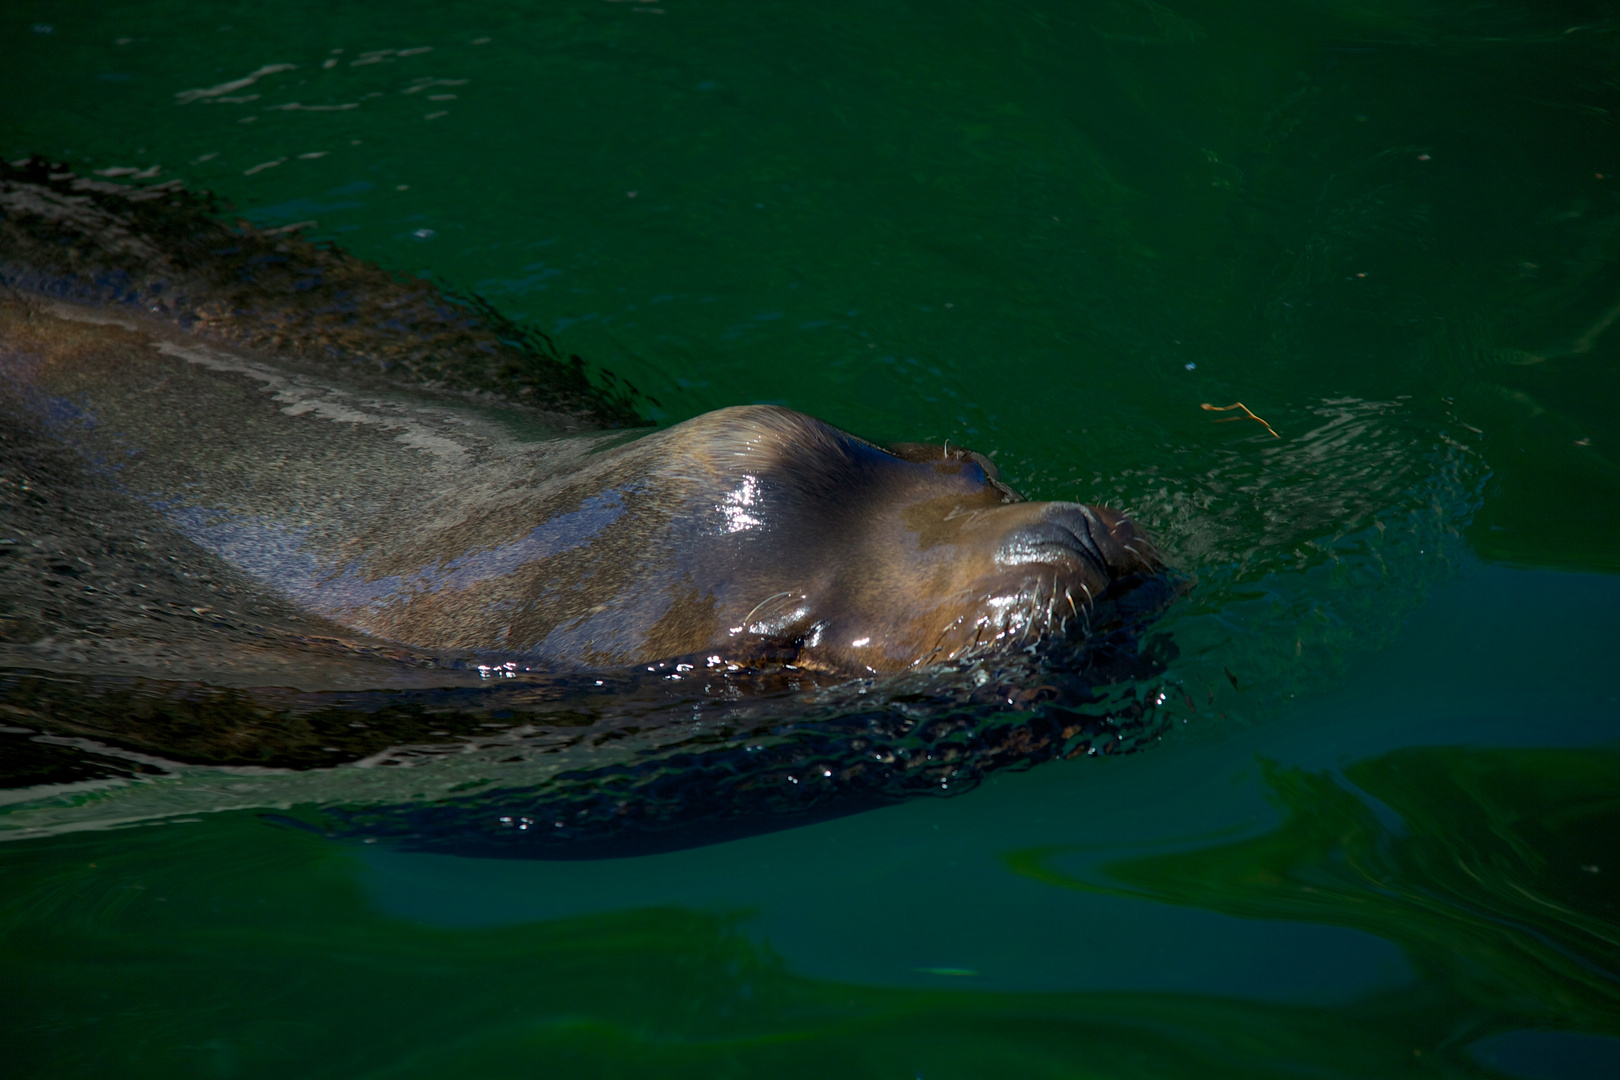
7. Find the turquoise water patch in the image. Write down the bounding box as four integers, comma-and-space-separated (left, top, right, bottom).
1470, 1031, 1620, 1080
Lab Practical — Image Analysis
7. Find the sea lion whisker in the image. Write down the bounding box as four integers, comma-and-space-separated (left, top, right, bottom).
742, 590, 795, 625
1023, 589, 1047, 644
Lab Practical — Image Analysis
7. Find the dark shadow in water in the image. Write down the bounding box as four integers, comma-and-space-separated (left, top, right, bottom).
2, 592, 1180, 858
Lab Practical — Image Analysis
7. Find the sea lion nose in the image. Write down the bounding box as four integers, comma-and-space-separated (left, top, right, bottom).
995, 503, 1161, 581
996, 504, 1111, 579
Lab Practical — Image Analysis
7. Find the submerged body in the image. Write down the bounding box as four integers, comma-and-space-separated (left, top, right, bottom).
0, 296, 1160, 675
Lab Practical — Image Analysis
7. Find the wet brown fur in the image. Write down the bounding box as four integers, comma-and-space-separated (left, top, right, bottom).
2, 158, 1162, 677
2, 294, 1163, 676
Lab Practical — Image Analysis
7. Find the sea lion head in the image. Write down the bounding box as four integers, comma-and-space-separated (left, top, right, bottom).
676, 406, 1166, 674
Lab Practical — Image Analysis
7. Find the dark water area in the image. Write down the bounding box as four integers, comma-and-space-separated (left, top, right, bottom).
2, 1, 1618, 1076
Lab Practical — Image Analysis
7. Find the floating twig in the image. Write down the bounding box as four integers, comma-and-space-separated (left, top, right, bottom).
1201, 401, 1279, 438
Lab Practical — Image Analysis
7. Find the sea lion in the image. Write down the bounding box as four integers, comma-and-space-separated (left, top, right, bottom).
0, 158, 1175, 854
0, 295, 1161, 677
0, 156, 1164, 681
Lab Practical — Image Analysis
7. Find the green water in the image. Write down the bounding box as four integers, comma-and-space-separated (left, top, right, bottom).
3, 1, 1618, 1076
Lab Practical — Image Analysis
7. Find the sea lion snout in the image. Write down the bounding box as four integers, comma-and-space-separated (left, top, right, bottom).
1010, 502, 1163, 580
785, 493, 1164, 674
995, 505, 1113, 580
984, 501, 1162, 584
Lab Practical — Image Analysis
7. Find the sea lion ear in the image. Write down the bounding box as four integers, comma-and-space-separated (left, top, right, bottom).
886, 442, 1022, 503
972, 453, 1021, 502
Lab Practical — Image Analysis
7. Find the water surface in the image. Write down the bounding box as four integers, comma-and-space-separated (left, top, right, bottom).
3, 1, 1618, 1076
